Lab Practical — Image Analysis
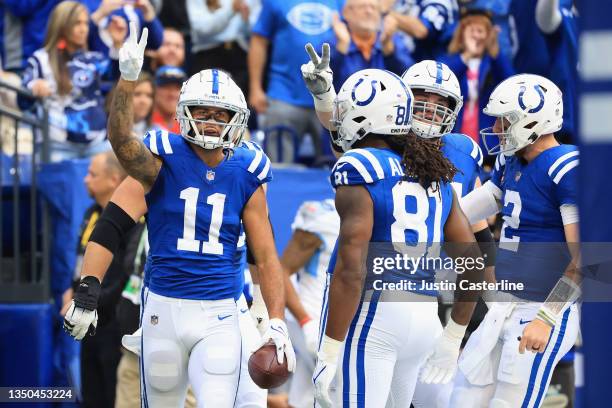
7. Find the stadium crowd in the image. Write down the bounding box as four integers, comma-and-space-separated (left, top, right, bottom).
0, 0, 578, 406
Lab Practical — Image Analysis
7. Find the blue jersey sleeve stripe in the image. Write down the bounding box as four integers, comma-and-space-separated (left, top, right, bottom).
351, 149, 385, 179
247, 150, 264, 173
160, 129, 173, 154
257, 155, 271, 181
548, 151, 579, 176
337, 156, 374, 183
552, 160, 579, 184
149, 130, 159, 155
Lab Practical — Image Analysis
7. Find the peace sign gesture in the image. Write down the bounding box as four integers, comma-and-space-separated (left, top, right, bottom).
301, 42, 334, 97
119, 22, 149, 81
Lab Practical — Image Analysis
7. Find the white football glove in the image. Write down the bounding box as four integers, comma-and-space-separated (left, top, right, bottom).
118, 22, 148, 81
122, 327, 142, 356
63, 301, 98, 340
250, 284, 269, 337
302, 318, 319, 356
420, 319, 467, 384
301, 43, 336, 112
313, 335, 342, 408
258, 318, 296, 372
63, 276, 101, 340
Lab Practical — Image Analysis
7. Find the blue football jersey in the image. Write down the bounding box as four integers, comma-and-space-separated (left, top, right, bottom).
490, 145, 579, 301
142, 130, 272, 300
441, 133, 483, 197
327, 147, 454, 296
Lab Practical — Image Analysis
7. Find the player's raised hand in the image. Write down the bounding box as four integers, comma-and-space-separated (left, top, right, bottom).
258, 318, 296, 372
119, 22, 148, 81
63, 276, 101, 340
420, 319, 466, 384
313, 335, 342, 408
301, 43, 334, 97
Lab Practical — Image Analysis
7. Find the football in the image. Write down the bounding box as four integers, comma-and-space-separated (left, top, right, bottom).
248, 340, 290, 389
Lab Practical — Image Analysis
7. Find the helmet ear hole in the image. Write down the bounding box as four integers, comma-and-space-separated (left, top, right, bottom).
353, 116, 366, 123
524, 121, 538, 129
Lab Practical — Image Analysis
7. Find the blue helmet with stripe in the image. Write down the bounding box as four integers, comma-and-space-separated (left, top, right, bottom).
401, 60, 463, 139
176, 69, 250, 149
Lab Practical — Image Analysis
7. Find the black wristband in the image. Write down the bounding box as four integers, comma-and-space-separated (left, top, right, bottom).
474, 227, 496, 267
74, 276, 102, 311
89, 201, 137, 254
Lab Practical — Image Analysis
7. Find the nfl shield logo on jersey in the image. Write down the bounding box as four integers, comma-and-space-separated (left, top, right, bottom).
151, 315, 159, 325
206, 170, 215, 182
515, 171, 522, 181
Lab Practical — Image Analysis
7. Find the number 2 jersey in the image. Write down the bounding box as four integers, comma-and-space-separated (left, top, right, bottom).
328, 147, 454, 296
489, 144, 579, 301
143, 131, 272, 300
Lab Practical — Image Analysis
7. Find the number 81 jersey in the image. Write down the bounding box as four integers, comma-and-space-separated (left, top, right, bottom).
330, 147, 454, 295
143, 131, 271, 300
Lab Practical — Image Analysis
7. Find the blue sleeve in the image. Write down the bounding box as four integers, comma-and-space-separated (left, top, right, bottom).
384, 35, 414, 75
549, 153, 579, 206
489, 154, 506, 189
489, 52, 515, 84
331, 151, 383, 188
143, 129, 176, 157
419, 1, 451, 38
4, 0, 47, 16
143, 16, 164, 50
252, 0, 277, 38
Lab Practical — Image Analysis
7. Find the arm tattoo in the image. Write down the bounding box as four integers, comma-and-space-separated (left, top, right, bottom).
107, 79, 161, 188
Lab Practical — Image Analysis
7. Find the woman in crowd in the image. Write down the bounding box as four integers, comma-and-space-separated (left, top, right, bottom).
441, 9, 514, 148
19, 1, 126, 162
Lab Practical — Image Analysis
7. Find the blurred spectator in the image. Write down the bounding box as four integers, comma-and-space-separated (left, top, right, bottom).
107, 72, 156, 136
151, 66, 186, 133
144, 28, 186, 72
18, 1, 125, 163
0, 67, 34, 155
510, 0, 551, 76
390, 0, 459, 61
441, 9, 514, 143
76, 151, 129, 408
84, 0, 164, 56
249, 0, 338, 162
536, 0, 577, 143
0, 0, 61, 72
187, 0, 250, 93
330, 0, 413, 90
459, 0, 514, 61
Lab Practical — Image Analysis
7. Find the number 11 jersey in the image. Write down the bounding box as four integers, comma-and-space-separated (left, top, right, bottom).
143, 131, 272, 300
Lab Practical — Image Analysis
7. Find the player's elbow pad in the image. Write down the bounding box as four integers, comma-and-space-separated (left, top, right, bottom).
460, 181, 502, 225
89, 201, 137, 254
474, 227, 496, 267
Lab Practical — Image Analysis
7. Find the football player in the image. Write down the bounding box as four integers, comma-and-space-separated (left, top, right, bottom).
451, 73, 581, 407
310, 68, 484, 407
64, 24, 295, 407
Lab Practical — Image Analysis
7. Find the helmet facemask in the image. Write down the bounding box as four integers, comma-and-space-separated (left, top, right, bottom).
411, 94, 458, 139
177, 101, 250, 150
481, 111, 548, 156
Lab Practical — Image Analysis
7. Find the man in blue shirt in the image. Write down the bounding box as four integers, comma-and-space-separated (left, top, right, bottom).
329, 0, 413, 91
249, 0, 339, 163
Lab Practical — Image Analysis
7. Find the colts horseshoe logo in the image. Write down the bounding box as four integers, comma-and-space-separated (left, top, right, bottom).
518, 85, 545, 113
351, 78, 378, 106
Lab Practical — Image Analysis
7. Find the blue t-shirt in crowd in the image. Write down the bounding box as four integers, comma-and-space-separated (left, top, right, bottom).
252, 0, 338, 107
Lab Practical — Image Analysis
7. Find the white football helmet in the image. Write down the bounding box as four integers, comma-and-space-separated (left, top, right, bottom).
176, 69, 250, 149
332, 69, 413, 152
401, 60, 463, 139
481, 74, 563, 156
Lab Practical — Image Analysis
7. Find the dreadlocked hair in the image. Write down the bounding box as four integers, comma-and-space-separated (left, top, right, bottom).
386, 132, 458, 192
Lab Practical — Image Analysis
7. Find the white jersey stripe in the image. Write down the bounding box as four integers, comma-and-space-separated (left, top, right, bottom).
351, 149, 385, 179
149, 131, 159, 155
469, 139, 483, 166
248, 150, 263, 174
337, 156, 374, 183
553, 160, 579, 184
548, 151, 579, 176
257, 157, 271, 181
160, 130, 172, 154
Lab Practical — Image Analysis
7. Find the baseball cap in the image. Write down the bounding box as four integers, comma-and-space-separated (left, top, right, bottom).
155, 66, 187, 87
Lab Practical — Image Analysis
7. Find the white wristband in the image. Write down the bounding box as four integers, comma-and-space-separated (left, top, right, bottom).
312, 88, 336, 113
319, 335, 342, 360
252, 284, 264, 305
